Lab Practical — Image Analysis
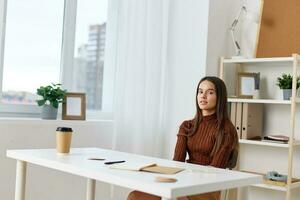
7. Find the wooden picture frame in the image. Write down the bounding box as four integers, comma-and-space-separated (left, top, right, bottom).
237, 72, 257, 98
62, 93, 86, 120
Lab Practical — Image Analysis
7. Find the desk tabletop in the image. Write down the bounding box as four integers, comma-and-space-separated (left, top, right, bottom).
7, 148, 261, 199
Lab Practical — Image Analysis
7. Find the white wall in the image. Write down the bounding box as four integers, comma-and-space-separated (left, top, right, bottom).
0, 119, 114, 200
206, 0, 241, 75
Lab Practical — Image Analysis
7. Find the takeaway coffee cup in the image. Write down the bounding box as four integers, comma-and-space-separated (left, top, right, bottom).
56, 127, 73, 154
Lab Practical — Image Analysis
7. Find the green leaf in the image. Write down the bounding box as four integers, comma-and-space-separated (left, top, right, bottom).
36, 83, 67, 107
36, 99, 46, 106
51, 100, 59, 109
276, 73, 300, 89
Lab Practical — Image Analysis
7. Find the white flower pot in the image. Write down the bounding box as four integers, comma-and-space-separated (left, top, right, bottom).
283, 89, 292, 100
42, 105, 58, 120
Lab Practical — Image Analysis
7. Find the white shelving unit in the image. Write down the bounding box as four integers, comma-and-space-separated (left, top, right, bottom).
239, 139, 300, 148
222, 57, 294, 64
220, 54, 300, 200
253, 183, 288, 192
228, 98, 291, 105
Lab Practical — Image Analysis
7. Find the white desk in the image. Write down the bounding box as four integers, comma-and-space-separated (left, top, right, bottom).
7, 148, 261, 200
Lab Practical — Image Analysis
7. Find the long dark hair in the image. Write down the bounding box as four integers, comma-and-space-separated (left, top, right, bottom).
191, 76, 230, 155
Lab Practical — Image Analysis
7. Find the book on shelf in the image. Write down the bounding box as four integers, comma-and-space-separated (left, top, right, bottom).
265, 135, 289, 141
263, 135, 289, 143
263, 179, 286, 187
263, 177, 300, 187
109, 161, 184, 174
261, 139, 288, 144
241, 170, 300, 187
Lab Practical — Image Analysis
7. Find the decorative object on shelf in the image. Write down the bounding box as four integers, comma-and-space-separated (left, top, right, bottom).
253, 72, 261, 99
262, 135, 289, 144
62, 92, 86, 120
263, 176, 300, 187
230, 5, 259, 58
36, 83, 67, 120
266, 171, 288, 182
237, 72, 260, 98
276, 73, 300, 100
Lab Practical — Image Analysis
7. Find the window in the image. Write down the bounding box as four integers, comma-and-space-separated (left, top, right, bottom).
1, 0, 64, 105
0, 0, 111, 118
72, 0, 108, 111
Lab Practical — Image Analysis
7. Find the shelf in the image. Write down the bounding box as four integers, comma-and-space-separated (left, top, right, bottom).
251, 179, 300, 191
293, 140, 300, 146
222, 55, 300, 198
239, 139, 288, 148
239, 139, 300, 148
228, 98, 291, 104
242, 170, 300, 191
252, 183, 287, 191
290, 181, 300, 189
223, 57, 294, 64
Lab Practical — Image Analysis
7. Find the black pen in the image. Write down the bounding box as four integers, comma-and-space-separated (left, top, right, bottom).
104, 160, 125, 165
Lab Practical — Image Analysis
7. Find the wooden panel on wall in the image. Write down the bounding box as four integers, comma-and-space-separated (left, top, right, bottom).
256, 0, 300, 57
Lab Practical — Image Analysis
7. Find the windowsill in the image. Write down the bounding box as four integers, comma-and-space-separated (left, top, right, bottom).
0, 117, 114, 125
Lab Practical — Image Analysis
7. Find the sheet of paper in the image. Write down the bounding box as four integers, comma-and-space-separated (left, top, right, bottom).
110, 161, 156, 171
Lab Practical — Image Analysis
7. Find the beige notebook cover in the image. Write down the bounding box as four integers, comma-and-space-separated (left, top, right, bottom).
110, 161, 184, 174
110, 161, 156, 171
141, 165, 184, 174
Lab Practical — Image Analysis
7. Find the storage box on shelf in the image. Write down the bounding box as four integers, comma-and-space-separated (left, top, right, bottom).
220, 54, 300, 200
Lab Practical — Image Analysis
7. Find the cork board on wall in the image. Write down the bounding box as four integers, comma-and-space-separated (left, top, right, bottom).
256, 0, 300, 57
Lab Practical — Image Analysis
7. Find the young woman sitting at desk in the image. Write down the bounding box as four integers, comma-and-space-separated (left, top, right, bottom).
128, 76, 238, 200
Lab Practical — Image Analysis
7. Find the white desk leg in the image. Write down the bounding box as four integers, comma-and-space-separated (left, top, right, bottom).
86, 178, 96, 200
15, 160, 27, 200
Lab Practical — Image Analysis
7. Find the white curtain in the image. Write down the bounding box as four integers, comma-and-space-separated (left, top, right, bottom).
112, 0, 170, 157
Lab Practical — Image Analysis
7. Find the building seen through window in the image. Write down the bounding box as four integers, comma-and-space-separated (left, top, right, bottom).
73, 23, 106, 110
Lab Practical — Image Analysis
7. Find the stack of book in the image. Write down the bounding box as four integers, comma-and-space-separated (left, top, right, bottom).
109, 161, 185, 174
242, 170, 300, 187
263, 176, 300, 187
262, 135, 289, 144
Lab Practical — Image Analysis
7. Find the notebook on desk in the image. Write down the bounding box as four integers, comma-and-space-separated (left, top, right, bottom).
110, 161, 184, 174
142, 165, 184, 174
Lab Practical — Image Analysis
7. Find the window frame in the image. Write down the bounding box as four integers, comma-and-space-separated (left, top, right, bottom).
0, 0, 7, 100
0, 0, 114, 119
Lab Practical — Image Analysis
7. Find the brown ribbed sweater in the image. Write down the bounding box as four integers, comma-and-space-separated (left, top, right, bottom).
173, 113, 236, 168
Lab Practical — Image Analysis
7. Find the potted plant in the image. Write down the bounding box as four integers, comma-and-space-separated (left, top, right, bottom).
276, 73, 300, 100
36, 83, 67, 119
